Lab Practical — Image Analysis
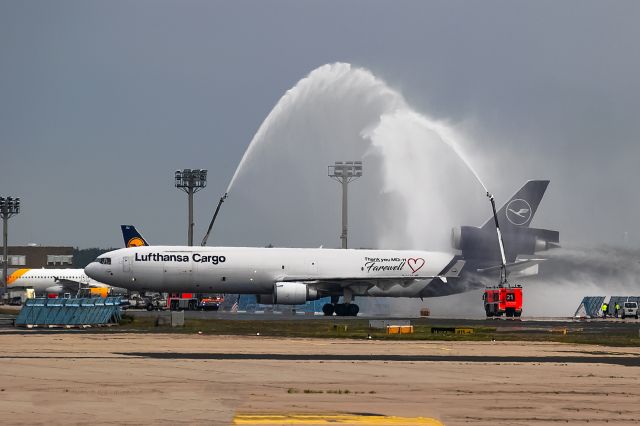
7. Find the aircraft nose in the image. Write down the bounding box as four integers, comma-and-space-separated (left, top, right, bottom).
84, 262, 100, 279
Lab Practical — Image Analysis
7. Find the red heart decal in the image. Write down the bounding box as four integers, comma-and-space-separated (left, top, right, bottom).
407, 258, 425, 273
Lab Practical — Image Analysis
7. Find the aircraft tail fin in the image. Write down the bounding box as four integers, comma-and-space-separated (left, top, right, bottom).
455, 180, 557, 263
481, 180, 549, 233
121, 225, 149, 247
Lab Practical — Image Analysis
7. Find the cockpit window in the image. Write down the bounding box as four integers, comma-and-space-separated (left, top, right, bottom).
99, 258, 111, 265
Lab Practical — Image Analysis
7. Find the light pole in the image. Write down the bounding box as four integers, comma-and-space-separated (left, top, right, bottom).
175, 169, 207, 246
1, 197, 20, 299
328, 161, 362, 249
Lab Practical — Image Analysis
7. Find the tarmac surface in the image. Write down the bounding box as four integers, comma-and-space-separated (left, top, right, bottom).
1, 332, 639, 425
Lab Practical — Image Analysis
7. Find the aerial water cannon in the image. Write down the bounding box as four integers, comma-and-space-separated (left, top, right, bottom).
201, 192, 228, 246
482, 190, 524, 318
486, 191, 508, 286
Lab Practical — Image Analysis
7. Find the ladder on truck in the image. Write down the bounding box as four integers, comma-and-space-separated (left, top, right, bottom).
483, 192, 523, 318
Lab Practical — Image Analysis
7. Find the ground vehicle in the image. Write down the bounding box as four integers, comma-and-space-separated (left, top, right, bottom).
145, 297, 166, 311
167, 293, 198, 311
621, 302, 639, 319
483, 285, 523, 317
198, 296, 223, 311
481, 192, 524, 319
128, 295, 150, 309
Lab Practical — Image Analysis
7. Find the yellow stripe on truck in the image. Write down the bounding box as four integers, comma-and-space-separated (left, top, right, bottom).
7, 269, 30, 285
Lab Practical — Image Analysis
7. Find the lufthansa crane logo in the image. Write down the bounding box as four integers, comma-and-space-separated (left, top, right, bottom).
127, 237, 146, 247
506, 199, 532, 226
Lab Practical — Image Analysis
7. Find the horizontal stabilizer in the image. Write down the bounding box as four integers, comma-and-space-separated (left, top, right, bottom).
476, 258, 545, 274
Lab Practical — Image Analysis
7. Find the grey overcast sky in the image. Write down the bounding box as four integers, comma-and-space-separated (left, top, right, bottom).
1, 0, 639, 249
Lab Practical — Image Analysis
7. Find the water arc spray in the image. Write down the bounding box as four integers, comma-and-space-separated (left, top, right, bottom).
223, 63, 492, 250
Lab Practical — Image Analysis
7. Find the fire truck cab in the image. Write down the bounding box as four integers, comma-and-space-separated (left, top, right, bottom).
483, 285, 522, 318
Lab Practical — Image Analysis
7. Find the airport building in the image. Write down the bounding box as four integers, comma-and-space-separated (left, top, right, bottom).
1, 246, 74, 280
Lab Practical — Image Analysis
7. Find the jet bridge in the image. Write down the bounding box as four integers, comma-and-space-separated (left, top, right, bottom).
14, 297, 122, 327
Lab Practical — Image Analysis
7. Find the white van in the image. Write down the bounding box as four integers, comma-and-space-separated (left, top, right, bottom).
621, 302, 638, 319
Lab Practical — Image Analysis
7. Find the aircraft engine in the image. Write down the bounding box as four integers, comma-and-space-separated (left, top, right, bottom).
273, 282, 318, 305
44, 285, 63, 294
451, 227, 463, 250
452, 226, 559, 260
256, 294, 274, 304
451, 226, 484, 251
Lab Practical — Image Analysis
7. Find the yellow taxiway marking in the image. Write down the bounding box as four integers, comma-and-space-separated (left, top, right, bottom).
233, 413, 444, 425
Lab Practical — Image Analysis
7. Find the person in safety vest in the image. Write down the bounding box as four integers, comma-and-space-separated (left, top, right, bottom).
602, 303, 608, 319
615, 302, 621, 318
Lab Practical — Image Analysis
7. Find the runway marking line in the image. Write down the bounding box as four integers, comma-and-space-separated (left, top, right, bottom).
232, 413, 444, 425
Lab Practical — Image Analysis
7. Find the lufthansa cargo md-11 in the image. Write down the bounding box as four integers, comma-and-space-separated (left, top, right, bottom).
85, 181, 559, 316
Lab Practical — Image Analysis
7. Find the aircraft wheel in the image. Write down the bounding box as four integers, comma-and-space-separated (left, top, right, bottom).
322, 303, 334, 316
334, 304, 346, 316
348, 304, 359, 316
146, 304, 154, 312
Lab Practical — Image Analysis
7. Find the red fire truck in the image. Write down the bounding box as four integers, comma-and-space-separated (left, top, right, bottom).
481, 191, 525, 319
167, 293, 224, 311
483, 285, 523, 317
167, 293, 199, 311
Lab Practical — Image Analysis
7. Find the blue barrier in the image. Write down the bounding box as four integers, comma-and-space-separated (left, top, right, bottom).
15, 297, 122, 327
573, 296, 605, 318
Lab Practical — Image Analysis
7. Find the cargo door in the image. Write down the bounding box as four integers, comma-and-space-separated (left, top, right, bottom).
292, 257, 318, 278
163, 255, 193, 289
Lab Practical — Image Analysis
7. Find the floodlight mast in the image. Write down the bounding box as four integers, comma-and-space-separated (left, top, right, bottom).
328, 161, 363, 249
175, 169, 207, 246
1, 197, 20, 299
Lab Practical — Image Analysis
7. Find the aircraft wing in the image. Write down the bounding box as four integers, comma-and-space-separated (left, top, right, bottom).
280, 259, 464, 294
52, 277, 107, 294
288, 277, 433, 297
476, 258, 546, 274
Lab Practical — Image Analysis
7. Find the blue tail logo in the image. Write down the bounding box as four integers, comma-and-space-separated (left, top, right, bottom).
506, 199, 532, 226
121, 225, 149, 247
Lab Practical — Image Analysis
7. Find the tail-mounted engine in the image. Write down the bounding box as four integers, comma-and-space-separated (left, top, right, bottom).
452, 226, 559, 262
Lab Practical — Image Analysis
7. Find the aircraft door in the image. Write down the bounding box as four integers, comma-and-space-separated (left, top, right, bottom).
123, 256, 132, 272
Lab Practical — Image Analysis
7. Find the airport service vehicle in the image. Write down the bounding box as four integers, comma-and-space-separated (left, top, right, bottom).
167, 293, 199, 311
86, 181, 559, 316
483, 286, 523, 317
481, 188, 524, 318
199, 296, 223, 311
621, 302, 638, 319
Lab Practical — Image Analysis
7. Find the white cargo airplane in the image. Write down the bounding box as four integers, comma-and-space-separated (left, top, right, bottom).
85, 181, 559, 316
7, 226, 150, 296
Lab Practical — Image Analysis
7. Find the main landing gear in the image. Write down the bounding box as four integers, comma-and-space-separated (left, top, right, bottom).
322, 303, 359, 316
322, 294, 359, 316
